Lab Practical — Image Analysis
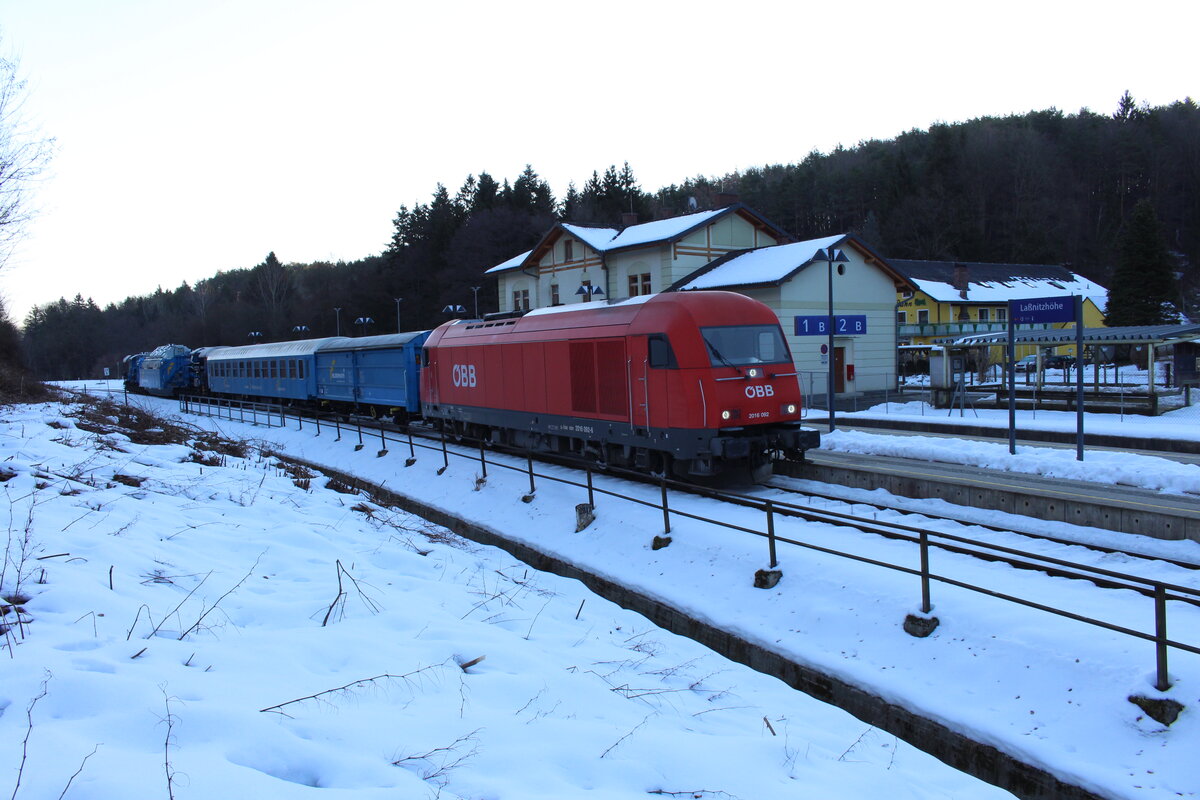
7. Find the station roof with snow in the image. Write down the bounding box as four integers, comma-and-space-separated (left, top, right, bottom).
484, 205, 788, 275
890, 259, 1108, 309
670, 234, 915, 292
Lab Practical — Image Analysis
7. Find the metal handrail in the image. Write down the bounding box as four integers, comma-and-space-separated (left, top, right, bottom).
178, 395, 1197, 692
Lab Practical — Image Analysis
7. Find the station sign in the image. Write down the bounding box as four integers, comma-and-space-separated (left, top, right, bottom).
1009, 295, 1075, 325
794, 315, 867, 336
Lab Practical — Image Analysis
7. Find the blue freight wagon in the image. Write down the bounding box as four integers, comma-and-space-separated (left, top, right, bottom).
315, 330, 430, 421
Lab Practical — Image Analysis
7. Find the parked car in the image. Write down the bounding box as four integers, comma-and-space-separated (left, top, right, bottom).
1043, 354, 1071, 369
1013, 355, 1039, 372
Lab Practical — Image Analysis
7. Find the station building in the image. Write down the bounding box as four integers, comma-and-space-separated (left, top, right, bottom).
892, 259, 1108, 359
485, 203, 915, 400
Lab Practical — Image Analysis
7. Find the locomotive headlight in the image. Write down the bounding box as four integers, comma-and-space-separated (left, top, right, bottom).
782, 403, 797, 415
721, 410, 732, 420
747, 368, 761, 378
720, 409, 740, 421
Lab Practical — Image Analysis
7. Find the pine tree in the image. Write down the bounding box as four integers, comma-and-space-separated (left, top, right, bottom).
1105, 200, 1177, 326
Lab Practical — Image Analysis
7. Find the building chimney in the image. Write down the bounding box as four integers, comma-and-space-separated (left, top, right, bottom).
621, 211, 639, 229
953, 262, 969, 298
715, 192, 739, 208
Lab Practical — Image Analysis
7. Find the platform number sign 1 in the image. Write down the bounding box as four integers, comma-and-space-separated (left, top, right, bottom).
794, 315, 867, 336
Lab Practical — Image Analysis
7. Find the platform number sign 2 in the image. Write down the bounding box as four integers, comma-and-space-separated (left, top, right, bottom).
793, 315, 868, 336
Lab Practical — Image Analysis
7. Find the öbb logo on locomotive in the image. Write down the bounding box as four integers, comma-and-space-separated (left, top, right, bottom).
452, 364, 477, 388
745, 384, 775, 398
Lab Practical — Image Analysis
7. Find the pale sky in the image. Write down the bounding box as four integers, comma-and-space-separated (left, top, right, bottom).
1, 0, 1195, 323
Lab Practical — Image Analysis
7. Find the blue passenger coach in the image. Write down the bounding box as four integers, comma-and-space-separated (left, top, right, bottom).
206, 337, 344, 403
315, 330, 430, 420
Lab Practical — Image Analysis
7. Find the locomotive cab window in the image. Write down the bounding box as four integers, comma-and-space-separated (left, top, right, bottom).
701, 325, 790, 367
647, 334, 677, 369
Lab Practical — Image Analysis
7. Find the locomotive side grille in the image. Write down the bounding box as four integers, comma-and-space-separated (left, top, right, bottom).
570, 341, 597, 413
596, 340, 627, 417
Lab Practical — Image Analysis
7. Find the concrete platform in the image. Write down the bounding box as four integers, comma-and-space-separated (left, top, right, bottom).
779, 449, 1200, 542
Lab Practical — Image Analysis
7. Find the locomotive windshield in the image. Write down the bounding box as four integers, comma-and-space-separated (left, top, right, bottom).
700, 325, 789, 367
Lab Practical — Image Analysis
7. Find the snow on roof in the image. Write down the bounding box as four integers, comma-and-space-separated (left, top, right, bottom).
912, 274, 1108, 308
486, 208, 740, 274
678, 235, 846, 290
484, 249, 533, 275
604, 208, 727, 250
523, 293, 656, 318
560, 223, 619, 251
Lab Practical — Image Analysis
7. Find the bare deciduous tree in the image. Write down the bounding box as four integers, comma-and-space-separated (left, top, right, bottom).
0, 44, 55, 273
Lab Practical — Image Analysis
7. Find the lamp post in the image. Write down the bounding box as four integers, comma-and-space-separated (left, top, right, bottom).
334, 307, 342, 337
247, 331, 263, 343
814, 246, 849, 431
442, 304, 466, 318
471, 286, 481, 319
292, 324, 310, 337
354, 316, 374, 336
394, 298, 403, 333
575, 283, 605, 301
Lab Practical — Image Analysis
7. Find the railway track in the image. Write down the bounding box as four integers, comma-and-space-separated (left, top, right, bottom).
171, 391, 1200, 604
760, 476, 1200, 573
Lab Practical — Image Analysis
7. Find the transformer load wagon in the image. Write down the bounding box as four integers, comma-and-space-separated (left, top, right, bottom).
137, 344, 196, 396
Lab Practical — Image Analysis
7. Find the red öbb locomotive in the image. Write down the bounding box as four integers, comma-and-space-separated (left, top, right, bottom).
420, 291, 819, 480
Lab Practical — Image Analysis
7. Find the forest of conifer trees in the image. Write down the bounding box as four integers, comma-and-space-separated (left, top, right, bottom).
20, 95, 1198, 380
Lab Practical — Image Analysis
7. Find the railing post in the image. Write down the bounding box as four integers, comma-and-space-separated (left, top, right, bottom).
527, 452, 536, 496
660, 478, 671, 534
405, 429, 416, 467
1155, 584, 1171, 691
438, 424, 449, 475
766, 500, 778, 568
479, 437, 487, 478
355, 418, 364, 449
586, 469, 595, 509
379, 422, 387, 453
919, 529, 932, 614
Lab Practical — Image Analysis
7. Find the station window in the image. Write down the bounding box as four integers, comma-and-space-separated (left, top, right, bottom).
997, 307, 1007, 322
550, 284, 560, 306
512, 289, 530, 311
897, 310, 907, 324
628, 273, 652, 297
564, 240, 574, 262
917, 310, 930, 324
978, 308, 990, 322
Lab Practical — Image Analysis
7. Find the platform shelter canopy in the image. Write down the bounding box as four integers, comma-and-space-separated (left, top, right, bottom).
949, 323, 1200, 348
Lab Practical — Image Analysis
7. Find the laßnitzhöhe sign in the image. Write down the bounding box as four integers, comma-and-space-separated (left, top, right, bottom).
1008, 295, 1076, 325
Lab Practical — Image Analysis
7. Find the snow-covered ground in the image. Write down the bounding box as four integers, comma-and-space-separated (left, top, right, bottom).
3, 383, 1198, 799
806, 398, 1200, 498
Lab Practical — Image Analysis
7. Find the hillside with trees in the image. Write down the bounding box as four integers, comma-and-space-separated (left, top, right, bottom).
20, 94, 1199, 380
